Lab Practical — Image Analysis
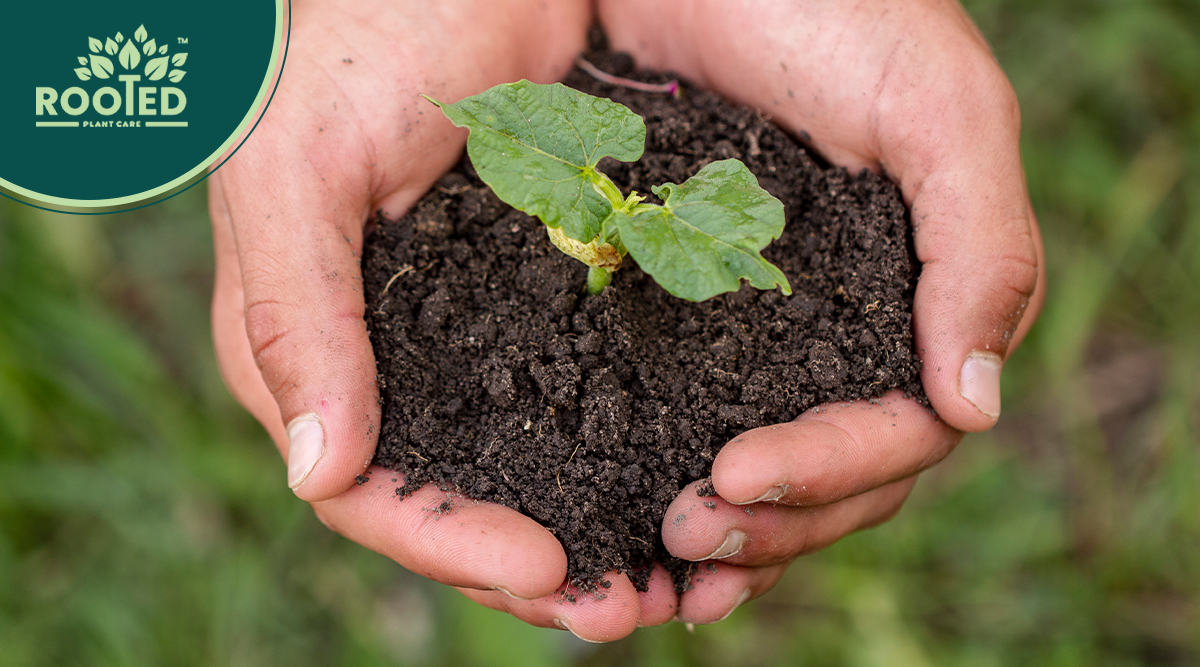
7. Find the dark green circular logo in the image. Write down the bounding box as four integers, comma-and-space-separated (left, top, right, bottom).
0, 1, 287, 212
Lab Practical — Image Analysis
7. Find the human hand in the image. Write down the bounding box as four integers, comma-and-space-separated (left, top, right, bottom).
598, 0, 1047, 623
209, 0, 680, 642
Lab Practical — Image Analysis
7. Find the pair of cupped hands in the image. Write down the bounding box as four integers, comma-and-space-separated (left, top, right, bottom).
209, 0, 1045, 642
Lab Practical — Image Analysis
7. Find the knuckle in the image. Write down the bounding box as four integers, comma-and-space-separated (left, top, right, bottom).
989, 239, 1041, 305
243, 297, 304, 398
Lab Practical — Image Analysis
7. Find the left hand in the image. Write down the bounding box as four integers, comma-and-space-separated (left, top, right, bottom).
598, 0, 1047, 624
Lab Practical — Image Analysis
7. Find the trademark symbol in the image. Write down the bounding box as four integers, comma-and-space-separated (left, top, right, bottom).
177, 37, 188, 44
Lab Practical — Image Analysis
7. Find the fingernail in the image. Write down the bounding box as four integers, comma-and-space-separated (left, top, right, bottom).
714, 588, 753, 623
287, 414, 325, 489
554, 618, 603, 643
699, 529, 746, 560
960, 351, 1002, 419
490, 585, 525, 601
730, 484, 789, 505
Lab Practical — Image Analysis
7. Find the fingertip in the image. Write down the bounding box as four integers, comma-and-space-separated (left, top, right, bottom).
287, 399, 379, 502
461, 572, 642, 642
923, 348, 1004, 433
636, 565, 679, 627
709, 421, 847, 505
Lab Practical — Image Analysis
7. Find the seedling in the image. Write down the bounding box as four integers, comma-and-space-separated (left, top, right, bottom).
424, 80, 792, 302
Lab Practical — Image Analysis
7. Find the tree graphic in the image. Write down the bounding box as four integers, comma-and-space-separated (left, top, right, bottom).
75, 25, 186, 83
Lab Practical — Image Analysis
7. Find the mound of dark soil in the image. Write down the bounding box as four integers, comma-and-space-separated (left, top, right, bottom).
361, 49, 924, 594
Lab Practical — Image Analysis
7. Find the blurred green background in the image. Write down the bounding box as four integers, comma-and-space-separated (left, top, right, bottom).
3, 0, 1199, 664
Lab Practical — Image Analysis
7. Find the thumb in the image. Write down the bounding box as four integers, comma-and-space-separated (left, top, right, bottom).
900, 89, 1046, 433
210, 144, 381, 502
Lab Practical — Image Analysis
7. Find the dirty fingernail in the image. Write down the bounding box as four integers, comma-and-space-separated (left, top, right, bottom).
960, 351, 1002, 419
698, 529, 746, 561
731, 484, 788, 505
554, 618, 602, 643
287, 414, 325, 489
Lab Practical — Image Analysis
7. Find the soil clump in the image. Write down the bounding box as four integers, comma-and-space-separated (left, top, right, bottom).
361, 46, 925, 593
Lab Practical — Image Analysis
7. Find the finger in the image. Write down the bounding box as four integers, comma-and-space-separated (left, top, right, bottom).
210, 176, 288, 444
213, 129, 382, 503
709, 391, 957, 508
665, 478, 916, 567
312, 468, 567, 600
675, 561, 788, 626
457, 570, 642, 643
636, 564, 680, 627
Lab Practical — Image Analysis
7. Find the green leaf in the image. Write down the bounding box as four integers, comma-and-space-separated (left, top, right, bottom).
171, 52, 187, 67
77, 56, 88, 66
143, 38, 157, 57
614, 159, 792, 301
104, 37, 118, 55
134, 24, 147, 43
74, 67, 92, 81
90, 54, 114, 79
427, 80, 645, 243
88, 37, 102, 53
158, 44, 168, 55
144, 56, 168, 81
119, 39, 140, 70
114, 32, 123, 42
167, 69, 185, 83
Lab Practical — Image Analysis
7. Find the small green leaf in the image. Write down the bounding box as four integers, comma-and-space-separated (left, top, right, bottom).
143, 38, 157, 56
614, 159, 792, 301
171, 52, 187, 67
90, 54, 114, 79
167, 69, 185, 83
88, 37, 102, 53
74, 67, 92, 81
158, 44, 168, 55
105, 37, 118, 55
114, 32, 123, 42
119, 39, 141, 70
427, 80, 645, 243
77, 56, 88, 66
134, 24, 147, 43
144, 56, 168, 81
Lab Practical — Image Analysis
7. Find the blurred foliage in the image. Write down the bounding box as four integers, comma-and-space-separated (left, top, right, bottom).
2, 0, 1199, 664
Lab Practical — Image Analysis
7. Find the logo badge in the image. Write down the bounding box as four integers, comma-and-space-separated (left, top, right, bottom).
1, 2, 287, 212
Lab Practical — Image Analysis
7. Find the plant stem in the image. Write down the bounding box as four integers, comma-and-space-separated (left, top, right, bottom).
576, 57, 680, 97
586, 266, 612, 295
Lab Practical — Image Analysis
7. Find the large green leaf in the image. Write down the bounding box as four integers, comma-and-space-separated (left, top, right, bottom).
427, 80, 646, 242
615, 159, 792, 301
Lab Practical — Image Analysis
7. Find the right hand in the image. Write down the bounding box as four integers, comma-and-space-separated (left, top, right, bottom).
209, 0, 678, 641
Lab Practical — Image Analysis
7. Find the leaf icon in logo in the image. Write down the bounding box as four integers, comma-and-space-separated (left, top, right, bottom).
89, 37, 102, 53
171, 53, 187, 67
105, 38, 118, 55
74, 67, 92, 81
78, 56, 88, 66
135, 24, 147, 43
145, 56, 169, 81
119, 39, 141, 70
143, 38, 157, 56
168, 69, 186, 83
90, 54, 114, 79
159, 44, 168, 55
115, 32, 123, 42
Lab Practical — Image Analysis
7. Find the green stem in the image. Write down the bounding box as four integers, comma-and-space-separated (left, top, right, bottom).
586, 266, 612, 295
590, 170, 628, 210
